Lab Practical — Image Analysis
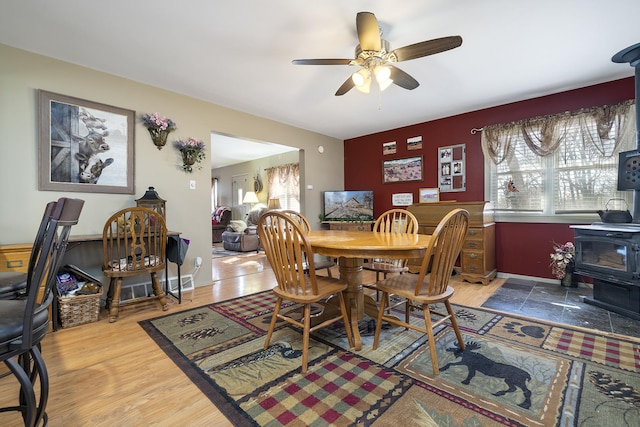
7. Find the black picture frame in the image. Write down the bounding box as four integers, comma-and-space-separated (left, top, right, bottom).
38, 90, 135, 194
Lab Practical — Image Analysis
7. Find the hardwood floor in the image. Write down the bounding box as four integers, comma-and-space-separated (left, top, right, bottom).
0, 253, 504, 426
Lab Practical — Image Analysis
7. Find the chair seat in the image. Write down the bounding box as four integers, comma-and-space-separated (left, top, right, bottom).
362, 261, 408, 274
374, 273, 455, 303
0, 301, 49, 353
0, 274, 28, 299
272, 276, 347, 304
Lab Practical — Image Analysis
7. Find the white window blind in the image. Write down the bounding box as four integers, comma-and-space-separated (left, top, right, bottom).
484, 102, 635, 219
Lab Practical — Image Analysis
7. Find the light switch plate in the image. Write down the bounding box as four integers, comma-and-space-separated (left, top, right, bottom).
189, 180, 196, 190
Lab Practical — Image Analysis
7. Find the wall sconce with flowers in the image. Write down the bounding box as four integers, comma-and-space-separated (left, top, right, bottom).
175, 137, 206, 172
141, 112, 177, 150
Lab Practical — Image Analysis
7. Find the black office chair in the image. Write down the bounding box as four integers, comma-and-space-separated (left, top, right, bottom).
0, 203, 59, 300
0, 197, 84, 426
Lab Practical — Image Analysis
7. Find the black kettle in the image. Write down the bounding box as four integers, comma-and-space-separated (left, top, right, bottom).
597, 198, 632, 223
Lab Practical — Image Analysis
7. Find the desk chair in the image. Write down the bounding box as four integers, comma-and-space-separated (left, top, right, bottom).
372, 209, 469, 375
102, 207, 169, 323
281, 210, 336, 277
258, 211, 354, 373
0, 203, 61, 301
363, 209, 419, 303
0, 197, 84, 426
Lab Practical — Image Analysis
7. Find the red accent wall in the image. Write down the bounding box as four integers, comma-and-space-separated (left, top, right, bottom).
344, 77, 635, 279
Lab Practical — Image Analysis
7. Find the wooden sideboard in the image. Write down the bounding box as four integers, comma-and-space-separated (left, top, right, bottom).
324, 221, 374, 232
407, 201, 496, 285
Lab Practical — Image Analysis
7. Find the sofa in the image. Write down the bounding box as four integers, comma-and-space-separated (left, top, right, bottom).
212, 207, 231, 243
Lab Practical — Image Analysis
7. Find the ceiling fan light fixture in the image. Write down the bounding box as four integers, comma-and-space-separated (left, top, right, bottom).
374, 65, 391, 83
352, 68, 369, 86
352, 69, 371, 93
379, 77, 393, 91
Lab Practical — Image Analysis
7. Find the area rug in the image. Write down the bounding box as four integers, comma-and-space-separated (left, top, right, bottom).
212, 247, 262, 259
140, 291, 640, 426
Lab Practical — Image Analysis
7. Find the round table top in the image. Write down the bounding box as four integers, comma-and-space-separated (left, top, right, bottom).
307, 230, 431, 259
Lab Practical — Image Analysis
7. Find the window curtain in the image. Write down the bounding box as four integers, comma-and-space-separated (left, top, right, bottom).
481, 100, 634, 164
266, 163, 300, 209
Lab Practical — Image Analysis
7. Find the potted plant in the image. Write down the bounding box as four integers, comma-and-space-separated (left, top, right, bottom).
141, 112, 177, 150
175, 137, 206, 172
550, 241, 577, 287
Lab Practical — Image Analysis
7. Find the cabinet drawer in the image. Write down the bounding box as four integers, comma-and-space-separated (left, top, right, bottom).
463, 239, 484, 250
465, 228, 484, 241
0, 244, 31, 273
461, 250, 485, 273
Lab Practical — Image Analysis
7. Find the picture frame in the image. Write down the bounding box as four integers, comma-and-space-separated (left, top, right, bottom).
382, 141, 396, 155
419, 188, 440, 203
438, 144, 466, 193
382, 155, 423, 184
38, 90, 135, 194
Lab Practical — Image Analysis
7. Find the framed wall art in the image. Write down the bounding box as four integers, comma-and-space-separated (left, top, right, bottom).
382, 141, 396, 155
438, 144, 465, 193
382, 156, 423, 184
419, 188, 439, 203
38, 90, 135, 194
407, 136, 422, 150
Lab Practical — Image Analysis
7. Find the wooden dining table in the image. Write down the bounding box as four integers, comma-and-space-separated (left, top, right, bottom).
307, 229, 431, 350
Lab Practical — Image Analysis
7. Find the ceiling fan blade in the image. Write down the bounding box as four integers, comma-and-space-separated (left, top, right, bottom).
356, 12, 381, 51
292, 58, 353, 65
335, 77, 355, 96
392, 36, 463, 62
389, 66, 419, 90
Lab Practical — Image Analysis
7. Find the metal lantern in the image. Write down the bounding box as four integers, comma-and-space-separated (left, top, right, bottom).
136, 186, 166, 219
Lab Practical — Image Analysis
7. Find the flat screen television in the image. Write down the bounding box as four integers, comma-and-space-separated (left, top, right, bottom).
323, 190, 374, 221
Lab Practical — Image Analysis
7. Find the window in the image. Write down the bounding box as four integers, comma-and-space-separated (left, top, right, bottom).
211, 177, 219, 210
483, 101, 635, 222
266, 163, 300, 211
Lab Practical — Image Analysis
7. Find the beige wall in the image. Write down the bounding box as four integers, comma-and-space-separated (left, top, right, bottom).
0, 44, 344, 286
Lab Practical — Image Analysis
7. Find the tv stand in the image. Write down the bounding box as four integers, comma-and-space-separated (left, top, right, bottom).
323, 221, 374, 232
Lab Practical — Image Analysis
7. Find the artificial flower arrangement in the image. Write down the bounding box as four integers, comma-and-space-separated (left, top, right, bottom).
175, 137, 206, 172
549, 241, 575, 279
141, 112, 177, 150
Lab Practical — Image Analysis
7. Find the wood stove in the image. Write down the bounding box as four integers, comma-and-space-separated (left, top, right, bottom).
572, 223, 640, 319
572, 42, 640, 320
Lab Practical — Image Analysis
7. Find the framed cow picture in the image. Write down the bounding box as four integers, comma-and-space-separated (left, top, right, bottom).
38, 90, 135, 194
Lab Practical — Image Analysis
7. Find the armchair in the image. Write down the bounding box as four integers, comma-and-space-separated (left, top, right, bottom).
211, 207, 231, 243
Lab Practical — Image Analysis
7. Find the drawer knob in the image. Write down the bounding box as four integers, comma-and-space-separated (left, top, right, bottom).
468, 253, 478, 259
467, 242, 477, 247
468, 230, 477, 236
7, 260, 24, 268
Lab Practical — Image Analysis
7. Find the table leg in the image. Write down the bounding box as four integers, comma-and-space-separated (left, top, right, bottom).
338, 257, 364, 350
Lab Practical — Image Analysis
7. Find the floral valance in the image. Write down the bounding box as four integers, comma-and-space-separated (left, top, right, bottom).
481, 99, 635, 165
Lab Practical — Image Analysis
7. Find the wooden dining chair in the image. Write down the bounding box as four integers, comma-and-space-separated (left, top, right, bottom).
102, 207, 169, 323
363, 209, 419, 302
372, 208, 469, 375
281, 210, 336, 277
257, 211, 354, 373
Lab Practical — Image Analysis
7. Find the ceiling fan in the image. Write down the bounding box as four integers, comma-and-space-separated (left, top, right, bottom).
292, 12, 462, 96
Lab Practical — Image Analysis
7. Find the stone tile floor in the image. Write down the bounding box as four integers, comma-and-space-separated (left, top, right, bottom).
482, 277, 640, 339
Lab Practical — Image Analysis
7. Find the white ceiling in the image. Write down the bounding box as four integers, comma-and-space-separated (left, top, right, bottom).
211, 133, 298, 169
1, 1, 639, 166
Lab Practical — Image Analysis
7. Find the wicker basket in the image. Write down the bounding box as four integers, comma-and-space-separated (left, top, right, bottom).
57, 287, 102, 328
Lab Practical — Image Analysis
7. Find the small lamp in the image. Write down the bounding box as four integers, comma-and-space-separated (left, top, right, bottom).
268, 198, 281, 210
136, 186, 166, 219
242, 191, 259, 207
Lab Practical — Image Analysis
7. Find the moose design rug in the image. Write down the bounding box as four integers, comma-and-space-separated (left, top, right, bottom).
140, 291, 640, 426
